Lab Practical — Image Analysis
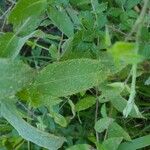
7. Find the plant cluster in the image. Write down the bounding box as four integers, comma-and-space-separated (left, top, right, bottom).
0, 0, 150, 150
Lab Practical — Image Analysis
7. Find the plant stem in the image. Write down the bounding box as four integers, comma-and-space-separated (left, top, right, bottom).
95, 87, 99, 142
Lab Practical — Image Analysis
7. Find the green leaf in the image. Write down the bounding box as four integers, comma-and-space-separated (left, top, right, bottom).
108, 41, 141, 64
108, 122, 131, 141
0, 100, 66, 150
8, 0, 47, 34
47, 5, 74, 37
99, 84, 143, 118
0, 59, 33, 99
110, 95, 143, 118
118, 134, 150, 150
68, 99, 76, 119
49, 111, 67, 127
102, 137, 123, 150
32, 59, 107, 98
75, 96, 96, 112
0, 31, 36, 58
66, 144, 91, 150
94, 117, 114, 133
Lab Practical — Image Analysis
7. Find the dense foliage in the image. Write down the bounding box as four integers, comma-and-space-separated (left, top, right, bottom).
0, 0, 150, 150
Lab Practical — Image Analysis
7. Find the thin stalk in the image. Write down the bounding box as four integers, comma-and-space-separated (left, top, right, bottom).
95, 88, 99, 142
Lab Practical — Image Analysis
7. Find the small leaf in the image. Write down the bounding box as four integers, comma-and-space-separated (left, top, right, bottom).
47, 5, 74, 37
68, 100, 76, 119
49, 111, 67, 128
94, 117, 114, 133
101, 104, 107, 118
108, 122, 131, 141
105, 26, 111, 47
75, 96, 96, 112
109, 41, 141, 64
102, 137, 123, 150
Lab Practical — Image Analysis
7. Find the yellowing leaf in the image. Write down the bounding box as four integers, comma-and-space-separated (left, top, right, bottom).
108, 41, 141, 64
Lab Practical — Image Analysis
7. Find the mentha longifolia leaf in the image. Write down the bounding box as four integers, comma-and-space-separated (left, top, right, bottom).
0, 59, 34, 99
31, 59, 108, 98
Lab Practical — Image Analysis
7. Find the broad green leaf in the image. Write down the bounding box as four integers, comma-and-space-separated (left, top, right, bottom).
0, 31, 36, 58
32, 59, 107, 98
102, 137, 123, 150
66, 144, 91, 150
47, 5, 74, 37
94, 117, 114, 133
75, 96, 96, 112
0, 59, 33, 99
108, 122, 131, 141
8, 0, 47, 34
118, 134, 150, 150
108, 41, 141, 64
0, 101, 66, 150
